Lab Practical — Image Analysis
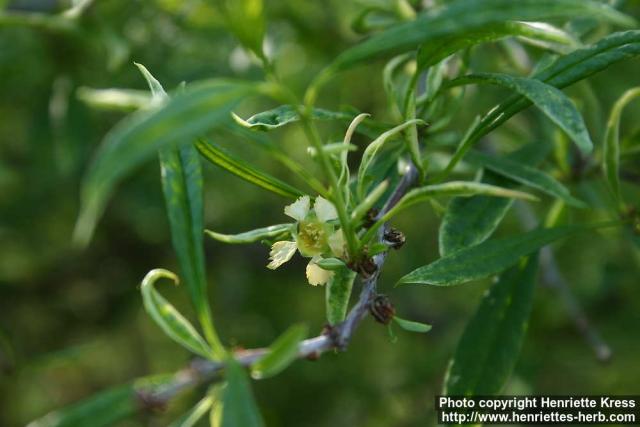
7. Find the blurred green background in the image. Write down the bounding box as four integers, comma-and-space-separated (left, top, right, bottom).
1, 1, 640, 426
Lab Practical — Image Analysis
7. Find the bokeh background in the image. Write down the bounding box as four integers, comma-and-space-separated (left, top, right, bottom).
1, 0, 640, 426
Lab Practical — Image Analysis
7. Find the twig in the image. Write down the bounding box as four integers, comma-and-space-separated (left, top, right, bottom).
139, 163, 420, 405
515, 202, 612, 363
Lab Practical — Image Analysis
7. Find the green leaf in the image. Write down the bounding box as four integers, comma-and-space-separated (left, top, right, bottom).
399, 226, 584, 286
233, 105, 352, 131
387, 181, 537, 218
76, 87, 151, 112
357, 119, 425, 199
393, 316, 432, 333
466, 150, 586, 207
417, 21, 577, 72
439, 142, 552, 256
314, 257, 347, 271
326, 265, 357, 325
26, 385, 135, 427
604, 87, 640, 205
205, 224, 292, 244
326, 0, 633, 73
223, 0, 265, 59
73, 79, 257, 246
26, 376, 171, 427
444, 255, 538, 395
221, 359, 265, 427
136, 63, 223, 355
251, 324, 308, 379
195, 138, 304, 199
440, 30, 640, 178
140, 269, 214, 358
446, 73, 593, 154
169, 395, 215, 427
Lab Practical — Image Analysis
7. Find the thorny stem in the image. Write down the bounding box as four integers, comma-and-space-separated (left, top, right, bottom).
138, 163, 421, 406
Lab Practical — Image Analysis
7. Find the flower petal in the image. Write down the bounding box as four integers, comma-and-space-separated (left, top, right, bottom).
314, 196, 338, 222
328, 229, 346, 258
267, 241, 297, 270
306, 257, 334, 286
284, 195, 310, 221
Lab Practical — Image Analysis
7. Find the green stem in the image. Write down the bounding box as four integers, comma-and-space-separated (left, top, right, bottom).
299, 115, 360, 259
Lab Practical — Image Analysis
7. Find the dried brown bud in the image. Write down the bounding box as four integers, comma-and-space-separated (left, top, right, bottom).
369, 294, 395, 325
384, 227, 406, 249
363, 208, 380, 228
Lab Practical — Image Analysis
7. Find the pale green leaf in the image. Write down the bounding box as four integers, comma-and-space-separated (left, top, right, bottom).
444, 255, 538, 395
233, 105, 352, 131
76, 87, 151, 112
251, 324, 308, 379
399, 226, 582, 286
603, 87, 640, 204
140, 269, 214, 358
205, 224, 292, 244
224, 0, 265, 59
195, 138, 304, 199
169, 395, 214, 427
393, 316, 432, 333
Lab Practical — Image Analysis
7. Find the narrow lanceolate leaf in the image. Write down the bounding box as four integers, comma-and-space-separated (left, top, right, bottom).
27, 376, 172, 427
73, 79, 257, 246
326, 0, 633, 73
196, 138, 304, 199
466, 150, 586, 207
233, 105, 353, 131
136, 63, 223, 356
604, 87, 640, 204
221, 359, 265, 427
444, 255, 538, 396
399, 226, 584, 286
387, 181, 537, 219
140, 269, 214, 359
169, 395, 214, 427
205, 224, 292, 244
357, 119, 425, 199
326, 265, 357, 325
417, 21, 577, 72
439, 142, 553, 256
447, 73, 593, 154
393, 316, 432, 333
251, 324, 308, 379
441, 30, 640, 177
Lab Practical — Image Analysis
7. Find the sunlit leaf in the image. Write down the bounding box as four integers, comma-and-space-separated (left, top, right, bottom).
399, 226, 584, 286
140, 269, 214, 359
76, 87, 151, 112
326, 265, 357, 325
196, 138, 304, 199
603, 87, 640, 205
169, 395, 214, 427
251, 324, 307, 379
444, 255, 538, 395
206, 224, 292, 244
220, 359, 264, 427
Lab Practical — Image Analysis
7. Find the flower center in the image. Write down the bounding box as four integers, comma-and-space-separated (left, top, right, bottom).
296, 219, 330, 256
